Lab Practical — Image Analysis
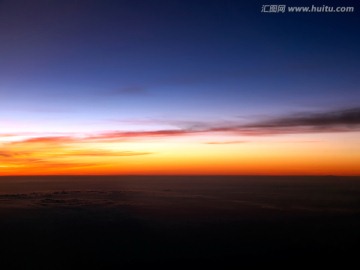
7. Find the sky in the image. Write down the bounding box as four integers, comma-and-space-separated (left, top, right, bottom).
0, 0, 359, 175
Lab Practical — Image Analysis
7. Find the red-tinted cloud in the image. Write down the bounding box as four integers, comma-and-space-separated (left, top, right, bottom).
19, 136, 76, 144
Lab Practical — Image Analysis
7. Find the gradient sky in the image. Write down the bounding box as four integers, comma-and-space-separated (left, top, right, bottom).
1, 0, 359, 175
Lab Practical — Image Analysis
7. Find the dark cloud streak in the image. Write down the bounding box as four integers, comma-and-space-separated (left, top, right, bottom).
244, 108, 360, 128
97, 108, 360, 139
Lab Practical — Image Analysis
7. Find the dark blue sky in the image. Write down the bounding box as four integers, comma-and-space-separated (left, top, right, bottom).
1, 0, 359, 133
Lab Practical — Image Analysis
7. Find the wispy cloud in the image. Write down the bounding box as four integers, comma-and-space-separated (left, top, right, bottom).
91, 129, 191, 140
0, 134, 18, 137
0, 151, 15, 158
109, 86, 148, 96
0, 150, 31, 158
205, 141, 248, 145
66, 150, 152, 157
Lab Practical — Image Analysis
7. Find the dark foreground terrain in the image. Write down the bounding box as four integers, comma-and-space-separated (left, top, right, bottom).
0, 175, 359, 269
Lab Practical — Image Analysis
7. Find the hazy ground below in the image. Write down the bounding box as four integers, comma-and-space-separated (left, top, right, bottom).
0, 175, 359, 269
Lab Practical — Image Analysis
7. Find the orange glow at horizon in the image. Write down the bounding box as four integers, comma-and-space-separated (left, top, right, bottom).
1, 132, 359, 176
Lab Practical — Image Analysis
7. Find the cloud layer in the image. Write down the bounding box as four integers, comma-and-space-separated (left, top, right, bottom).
2, 108, 360, 144
1, 107, 359, 173
198, 107, 359, 136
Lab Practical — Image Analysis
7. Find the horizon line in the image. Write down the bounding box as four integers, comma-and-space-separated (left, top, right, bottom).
0, 174, 359, 177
